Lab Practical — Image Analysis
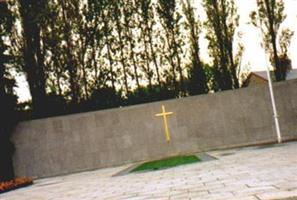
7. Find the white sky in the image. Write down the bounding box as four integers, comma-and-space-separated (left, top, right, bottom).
14, 0, 297, 102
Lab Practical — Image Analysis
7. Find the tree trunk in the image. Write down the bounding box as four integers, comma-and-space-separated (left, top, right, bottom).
0, 66, 15, 182
146, 20, 162, 87
61, 0, 80, 103
19, 0, 47, 113
123, 6, 141, 89
103, 13, 116, 91
114, 5, 129, 94
144, 41, 153, 88
0, 139, 15, 182
172, 29, 185, 93
164, 29, 178, 91
79, 36, 89, 100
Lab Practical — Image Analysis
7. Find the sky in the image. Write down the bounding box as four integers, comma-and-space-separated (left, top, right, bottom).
14, 0, 297, 102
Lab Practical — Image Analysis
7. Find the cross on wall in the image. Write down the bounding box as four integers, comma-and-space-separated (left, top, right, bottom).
155, 105, 174, 143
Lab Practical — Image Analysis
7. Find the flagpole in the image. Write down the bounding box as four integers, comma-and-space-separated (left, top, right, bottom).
265, 61, 282, 143
255, 7, 282, 144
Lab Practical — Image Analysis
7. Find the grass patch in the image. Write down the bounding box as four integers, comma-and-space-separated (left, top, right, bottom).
131, 155, 200, 172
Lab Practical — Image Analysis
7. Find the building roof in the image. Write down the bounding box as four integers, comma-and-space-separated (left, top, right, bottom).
252, 68, 297, 81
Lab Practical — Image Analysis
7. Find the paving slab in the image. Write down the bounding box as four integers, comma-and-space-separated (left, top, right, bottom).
1, 141, 297, 200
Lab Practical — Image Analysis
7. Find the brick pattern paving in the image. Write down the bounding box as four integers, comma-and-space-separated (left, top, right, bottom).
1, 142, 297, 200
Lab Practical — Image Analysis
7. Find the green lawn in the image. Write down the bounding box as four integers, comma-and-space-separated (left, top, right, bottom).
131, 155, 201, 172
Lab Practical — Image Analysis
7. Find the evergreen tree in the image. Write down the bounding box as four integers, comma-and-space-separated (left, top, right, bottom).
182, 0, 208, 95
203, 0, 241, 90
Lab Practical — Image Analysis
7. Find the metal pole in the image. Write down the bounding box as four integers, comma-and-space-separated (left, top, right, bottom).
255, 5, 282, 143
265, 63, 282, 143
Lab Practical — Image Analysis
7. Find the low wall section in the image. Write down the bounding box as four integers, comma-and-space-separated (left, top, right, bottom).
12, 80, 297, 178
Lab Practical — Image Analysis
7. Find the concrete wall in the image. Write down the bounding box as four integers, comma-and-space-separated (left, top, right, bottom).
12, 79, 297, 178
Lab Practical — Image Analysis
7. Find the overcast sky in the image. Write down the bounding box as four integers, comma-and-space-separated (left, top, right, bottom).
15, 0, 297, 102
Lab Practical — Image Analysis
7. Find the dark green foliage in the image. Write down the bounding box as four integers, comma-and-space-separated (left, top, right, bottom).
44, 93, 68, 116
187, 63, 215, 95
88, 87, 122, 110
125, 86, 176, 106
131, 155, 201, 172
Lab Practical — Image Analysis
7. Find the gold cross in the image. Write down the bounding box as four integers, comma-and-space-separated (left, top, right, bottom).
155, 105, 174, 142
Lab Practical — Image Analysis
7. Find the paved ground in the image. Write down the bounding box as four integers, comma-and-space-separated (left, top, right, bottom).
1, 142, 297, 200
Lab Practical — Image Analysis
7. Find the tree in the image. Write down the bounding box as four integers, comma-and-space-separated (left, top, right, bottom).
278, 28, 294, 73
137, 0, 162, 87
203, 0, 241, 90
42, 1, 66, 98
0, 1, 17, 182
157, 0, 185, 94
112, 0, 130, 94
182, 0, 208, 95
60, 0, 81, 104
83, 0, 108, 91
19, 0, 48, 112
0, 74, 17, 182
101, 2, 117, 91
77, 8, 91, 100
250, 0, 294, 81
123, 1, 141, 89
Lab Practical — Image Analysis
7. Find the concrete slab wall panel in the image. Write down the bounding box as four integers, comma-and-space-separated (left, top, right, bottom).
12, 79, 297, 178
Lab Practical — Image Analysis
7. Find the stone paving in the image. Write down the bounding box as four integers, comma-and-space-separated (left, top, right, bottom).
1, 142, 297, 200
